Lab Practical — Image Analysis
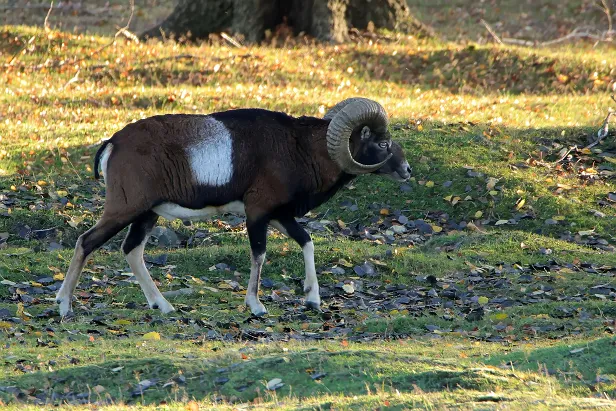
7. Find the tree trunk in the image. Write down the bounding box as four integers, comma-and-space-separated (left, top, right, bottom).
141, 0, 233, 40
141, 0, 433, 43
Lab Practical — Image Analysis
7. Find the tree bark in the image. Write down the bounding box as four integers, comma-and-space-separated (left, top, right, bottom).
141, 0, 233, 40
141, 0, 433, 43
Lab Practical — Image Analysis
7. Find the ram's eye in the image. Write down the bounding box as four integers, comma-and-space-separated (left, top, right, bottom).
378, 141, 389, 149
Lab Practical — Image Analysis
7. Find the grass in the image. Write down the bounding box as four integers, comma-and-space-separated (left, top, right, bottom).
1, 0, 616, 409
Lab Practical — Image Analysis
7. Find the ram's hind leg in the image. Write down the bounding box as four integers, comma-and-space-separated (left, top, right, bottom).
245, 217, 269, 317
56, 214, 132, 317
271, 218, 320, 311
122, 211, 175, 314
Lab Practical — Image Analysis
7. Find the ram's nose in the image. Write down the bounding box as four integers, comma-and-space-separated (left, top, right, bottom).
399, 162, 412, 180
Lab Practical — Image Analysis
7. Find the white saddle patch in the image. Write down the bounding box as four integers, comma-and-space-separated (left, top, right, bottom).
153, 201, 245, 221
187, 117, 234, 186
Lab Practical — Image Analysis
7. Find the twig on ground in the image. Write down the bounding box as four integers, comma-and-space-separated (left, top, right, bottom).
582, 94, 616, 149
500, 37, 535, 47
139, 54, 210, 66
596, 0, 613, 39
480, 20, 615, 47
62, 69, 80, 89
553, 146, 578, 163
61, 0, 135, 67
116, 26, 140, 43
480, 19, 503, 45
7, 0, 135, 71
538, 28, 609, 47
220, 32, 242, 48
7, 35, 35, 65
43, 1, 53, 32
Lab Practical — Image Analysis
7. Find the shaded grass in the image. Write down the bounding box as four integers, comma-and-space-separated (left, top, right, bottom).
2, 335, 616, 407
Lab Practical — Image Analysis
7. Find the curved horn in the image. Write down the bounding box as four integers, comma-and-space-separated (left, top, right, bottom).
323, 97, 367, 120
326, 98, 393, 174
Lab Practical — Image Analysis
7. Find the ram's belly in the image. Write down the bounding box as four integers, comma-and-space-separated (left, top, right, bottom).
153, 201, 245, 221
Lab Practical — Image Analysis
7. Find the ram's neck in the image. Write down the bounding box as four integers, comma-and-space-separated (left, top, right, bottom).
291, 170, 355, 217
289, 118, 360, 216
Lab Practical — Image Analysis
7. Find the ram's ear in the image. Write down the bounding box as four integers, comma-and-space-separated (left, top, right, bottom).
360, 126, 371, 141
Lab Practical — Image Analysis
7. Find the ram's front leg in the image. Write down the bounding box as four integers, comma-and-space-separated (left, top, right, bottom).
271, 217, 321, 311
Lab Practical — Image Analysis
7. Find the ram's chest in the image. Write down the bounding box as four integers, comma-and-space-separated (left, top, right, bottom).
153, 201, 246, 221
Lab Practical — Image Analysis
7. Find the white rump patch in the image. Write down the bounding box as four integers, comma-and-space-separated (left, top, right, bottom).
99, 143, 113, 181
187, 117, 233, 186
153, 201, 245, 221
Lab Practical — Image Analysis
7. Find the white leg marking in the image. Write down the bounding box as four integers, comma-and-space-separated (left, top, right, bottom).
126, 240, 175, 314
56, 237, 87, 316
187, 117, 234, 186
302, 241, 321, 308
245, 251, 267, 316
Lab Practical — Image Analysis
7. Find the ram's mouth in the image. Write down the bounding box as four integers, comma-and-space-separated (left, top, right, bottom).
388, 171, 411, 182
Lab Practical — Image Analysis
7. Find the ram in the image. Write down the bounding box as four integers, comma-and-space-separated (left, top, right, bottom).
56, 98, 411, 317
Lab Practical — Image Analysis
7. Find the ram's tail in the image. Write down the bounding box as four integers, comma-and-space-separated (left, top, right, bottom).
93, 140, 112, 180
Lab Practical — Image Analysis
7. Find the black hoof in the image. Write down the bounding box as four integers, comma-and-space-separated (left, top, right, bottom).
305, 301, 322, 312
251, 310, 268, 318
60, 311, 75, 321
56, 299, 62, 304
151, 303, 159, 310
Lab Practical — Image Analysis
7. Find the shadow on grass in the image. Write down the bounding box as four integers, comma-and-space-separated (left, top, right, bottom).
345, 47, 611, 95
486, 336, 616, 397
0, 347, 532, 405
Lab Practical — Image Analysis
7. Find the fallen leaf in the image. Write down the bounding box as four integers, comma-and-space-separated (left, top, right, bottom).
338, 259, 353, 267
342, 283, 355, 294
143, 331, 161, 340
266, 378, 284, 390
186, 401, 200, 411
486, 177, 498, 190
466, 222, 485, 233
